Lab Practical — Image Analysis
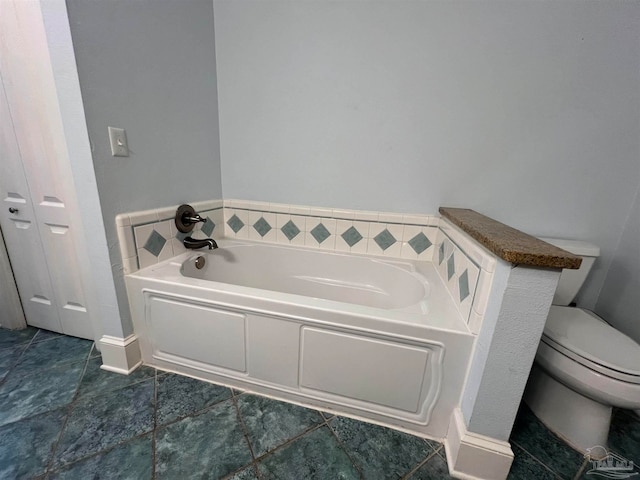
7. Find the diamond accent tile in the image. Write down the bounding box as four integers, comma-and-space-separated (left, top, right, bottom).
201, 217, 215, 237
310, 223, 331, 244
459, 269, 470, 302
341, 226, 363, 247
438, 242, 445, 265
374, 229, 396, 251
143, 230, 166, 257
227, 214, 245, 234
447, 253, 455, 280
281, 220, 301, 241
253, 217, 272, 237
408, 232, 432, 255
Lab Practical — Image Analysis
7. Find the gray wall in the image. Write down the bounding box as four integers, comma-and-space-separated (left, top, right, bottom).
67, 0, 222, 333
214, 1, 640, 310
596, 185, 640, 343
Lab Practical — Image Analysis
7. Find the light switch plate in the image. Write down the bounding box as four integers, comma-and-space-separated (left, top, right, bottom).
108, 126, 129, 157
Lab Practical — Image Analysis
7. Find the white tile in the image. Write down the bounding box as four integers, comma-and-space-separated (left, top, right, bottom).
318, 234, 336, 251
382, 241, 402, 258
352, 221, 370, 239
193, 199, 222, 211
289, 205, 311, 216
336, 219, 352, 236
402, 214, 430, 226
416, 243, 436, 262
377, 212, 404, 224
308, 206, 333, 218
367, 238, 384, 256
468, 309, 484, 334
155, 220, 172, 240
332, 209, 355, 220
171, 238, 188, 255
224, 199, 243, 209
289, 215, 306, 232
459, 295, 473, 324
472, 269, 494, 317
402, 225, 422, 242
269, 202, 290, 214
133, 223, 156, 250
400, 242, 418, 260
156, 205, 176, 221
137, 248, 158, 269
115, 213, 131, 227
384, 223, 404, 242
157, 239, 174, 262
353, 210, 378, 222
275, 213, 290, 229
276, 230, 292, 244
303, 232, 320, 248
247, 200, 270, 211
335, 233, 351, 252
117, 225, 137, 260
350, 237, 368, 254
368, 223, 387, 239
129, 209, 158, 226
122, 256, 139, 275
290, 229, 305, 246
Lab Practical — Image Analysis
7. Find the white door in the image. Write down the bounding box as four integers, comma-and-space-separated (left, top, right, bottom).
0, 0, 94, 339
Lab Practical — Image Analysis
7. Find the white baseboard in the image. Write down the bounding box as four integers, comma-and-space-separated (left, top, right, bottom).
98, 334, 142, 375
444, 408, 514, 480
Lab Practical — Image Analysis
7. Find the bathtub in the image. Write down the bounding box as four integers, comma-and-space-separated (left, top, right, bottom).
126, 239, 475, 439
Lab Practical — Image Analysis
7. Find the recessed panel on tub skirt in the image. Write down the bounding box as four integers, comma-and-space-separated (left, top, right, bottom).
300, 327, 432, 413
145, 294, 246, 372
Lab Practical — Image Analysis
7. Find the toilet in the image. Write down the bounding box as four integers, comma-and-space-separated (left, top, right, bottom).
524, 238, 640, 454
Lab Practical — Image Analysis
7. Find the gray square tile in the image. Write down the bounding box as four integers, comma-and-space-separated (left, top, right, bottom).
341, 226, 363, 247
143, 229, 166, 257
155, 399, 252, 479
310, 223, 331, 244
236, 393, 324, 457
0, 327, 37, 349
228, 214, 245, 233
447, 253, 455, 280
257, 426, 359, 479
507, 445, 558, 480
408, 232, 432, 255
201, 217, 215, 237
156, 373, 232, 426
374, 229, 397, 251
281, 220, 301, 241
407, 450, 454, 479
438, 242, 445, 265
12, 335, 91, 376
459, 269, 470, 302
0, 345, 25, 383
76, 356, 156, 399
329, 416, 436, 479
253, 217, 272, 237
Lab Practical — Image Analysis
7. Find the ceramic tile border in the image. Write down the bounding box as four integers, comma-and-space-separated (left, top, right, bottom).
436, 218, 499, 334
115, 199, 492, 334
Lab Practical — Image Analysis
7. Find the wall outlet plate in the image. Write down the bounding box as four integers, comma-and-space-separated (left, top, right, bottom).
108, 126, 129, 157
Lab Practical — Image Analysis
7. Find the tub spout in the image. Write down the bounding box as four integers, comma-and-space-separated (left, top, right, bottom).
183, 237, 218, 250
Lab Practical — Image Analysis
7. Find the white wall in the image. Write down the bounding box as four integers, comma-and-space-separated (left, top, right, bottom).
214, 0, 640, 310
596, 184, 640, 343
67, 0, 223, 333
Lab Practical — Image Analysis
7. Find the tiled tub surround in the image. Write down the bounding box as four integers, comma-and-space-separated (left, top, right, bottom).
116, 201, 570, 479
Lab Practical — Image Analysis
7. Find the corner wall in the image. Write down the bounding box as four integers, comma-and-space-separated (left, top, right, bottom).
214, 0, 640, 311
66, 0, 223, 334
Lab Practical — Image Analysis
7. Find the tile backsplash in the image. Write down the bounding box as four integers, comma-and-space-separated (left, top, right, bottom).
116, 199, 496, 333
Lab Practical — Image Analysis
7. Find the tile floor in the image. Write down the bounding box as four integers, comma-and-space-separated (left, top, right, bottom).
0, 327, 638, 479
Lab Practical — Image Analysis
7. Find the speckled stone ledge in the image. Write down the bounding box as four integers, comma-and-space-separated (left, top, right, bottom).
439, 207, 581, 269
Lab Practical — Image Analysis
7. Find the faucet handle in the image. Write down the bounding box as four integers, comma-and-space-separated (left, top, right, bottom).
175, 204, 205, 233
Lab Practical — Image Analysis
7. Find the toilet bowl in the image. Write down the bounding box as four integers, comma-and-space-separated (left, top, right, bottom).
524, 239, 640, 454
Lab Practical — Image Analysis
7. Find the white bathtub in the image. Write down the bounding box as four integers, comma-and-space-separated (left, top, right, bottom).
126, 239, 474, 439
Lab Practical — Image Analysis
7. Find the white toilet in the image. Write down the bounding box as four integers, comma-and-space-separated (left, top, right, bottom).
524, 238, 640, 454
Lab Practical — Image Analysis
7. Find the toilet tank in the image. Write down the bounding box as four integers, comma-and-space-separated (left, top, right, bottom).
539, 238, 600, 306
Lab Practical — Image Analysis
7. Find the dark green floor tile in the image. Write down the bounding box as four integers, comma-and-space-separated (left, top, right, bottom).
510, 404, 584, 478
156, 373, 232, 426
49, 433, 153, 480
76, 356, 156, 399
236, 393, 324, 457
156, 399, 252, 479
0, 360, 84, 426
0, 326, 37, 349
53, 379, 154, 467
89, 344, 101, 358
226, 465, 259, 480
608, 409, 640, 464
330, 416, 436, 479
257, 425, 359, 480
507, 444, 559, 480
32, 329, 62, 344
0, 407, 67, 478
12, 335, 91, 375
407, 450, 454, 479
0, 345, 25, 382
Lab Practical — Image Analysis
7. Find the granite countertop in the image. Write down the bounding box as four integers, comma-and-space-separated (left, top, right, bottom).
439, 207, 582, 269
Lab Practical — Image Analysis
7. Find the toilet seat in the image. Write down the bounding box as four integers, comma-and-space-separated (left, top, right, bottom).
541, 306, 640, 384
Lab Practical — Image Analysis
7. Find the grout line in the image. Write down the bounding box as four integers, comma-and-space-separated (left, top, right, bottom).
511, 441, 569, 480
324, 416, 365, 479
400, 446, 443, 480
573, 458, 591, 480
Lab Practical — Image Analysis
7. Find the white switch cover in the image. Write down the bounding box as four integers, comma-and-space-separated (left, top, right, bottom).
108, 126, 129, 157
